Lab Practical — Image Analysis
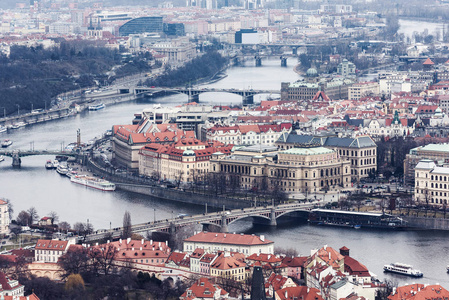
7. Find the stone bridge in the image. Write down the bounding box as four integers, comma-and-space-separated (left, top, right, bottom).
0, 149, 77, 167
84, 202, 316, 242
133, 87, 280, 104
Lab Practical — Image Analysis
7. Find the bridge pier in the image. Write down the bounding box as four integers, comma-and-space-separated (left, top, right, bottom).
270, 208, 277, 226
12, 151, 21, 168
292, 47, 297, 55
242, 95, 254, 106
220, 215, 228, 233
188, 93, 199, 103
169, 222, 176, 234
255, 56, 262, 67
280, 57, 287, 67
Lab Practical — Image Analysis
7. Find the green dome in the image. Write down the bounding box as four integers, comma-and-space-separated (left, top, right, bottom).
306, 67, 318, 77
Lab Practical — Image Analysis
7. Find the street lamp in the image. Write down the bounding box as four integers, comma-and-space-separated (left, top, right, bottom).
16, 104, 20, 116
30, 102, 33, 113
0, 107, 5, 118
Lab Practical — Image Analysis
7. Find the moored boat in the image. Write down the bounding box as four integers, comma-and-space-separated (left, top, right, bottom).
56, 164, 69, 175
45, 160, 54, 169
70, 174, 115, 191
0, 155, 4, 162
1, 139, 12, 148
0, 126, 6, 133
383, 262, 423, 277
11, 122, 26, 129
88, 103, 105, 111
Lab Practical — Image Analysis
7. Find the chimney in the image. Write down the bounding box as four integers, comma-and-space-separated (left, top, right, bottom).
260, 235, 265, 241
141, 239, 144, 244
95, 242, 98, 246
140, 247, 142, 251
150, 240, 153, 244
119, 238, 122, 244
127, 237, 131, 244
107, 240, 110, 244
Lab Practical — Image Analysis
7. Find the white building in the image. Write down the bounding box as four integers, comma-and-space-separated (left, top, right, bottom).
35, 239, 73, 263
414, 159, 449, 207
183, 232, 274, 255
0, 200, 9, 236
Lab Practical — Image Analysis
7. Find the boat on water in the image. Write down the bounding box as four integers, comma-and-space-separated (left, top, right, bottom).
0, 126, 6, 133
10, 122, 26, 129
45, 160, 54, 169
0, 156, 4, 162
70, 174, 115, 191
383, 262, 423, 277
52, 160, 59, 169
354, 224, 361, 229
1, 139, 12, 148
88, 103, 105, 111
56, 164, 69, 175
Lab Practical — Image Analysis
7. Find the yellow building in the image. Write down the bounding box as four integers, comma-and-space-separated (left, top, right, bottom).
348, 82, 379, 100
210, 144, 351, 195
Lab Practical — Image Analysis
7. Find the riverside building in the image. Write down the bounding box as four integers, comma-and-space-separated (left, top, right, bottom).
209, 144, 351, 196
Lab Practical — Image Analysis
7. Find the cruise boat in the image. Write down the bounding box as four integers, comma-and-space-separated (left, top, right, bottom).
383, 262, 423, 277
56, 164, 69, 175
70, 175, 115, 191
1, 139, 12, 148
88, 103, 105, 111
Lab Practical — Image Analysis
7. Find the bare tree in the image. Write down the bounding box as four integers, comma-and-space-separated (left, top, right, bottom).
16, 211, 31, 226
47, 211, 59, 224
59, 247, 90, 279
27, 207, 39, 225
89, 244, 118, 276
58, 221, 71, 233
122, 211, 132, 239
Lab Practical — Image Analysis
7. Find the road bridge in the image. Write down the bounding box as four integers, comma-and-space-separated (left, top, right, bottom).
84, 202, 315, 242
0, 149, 77, 167
133, 87, 280, 105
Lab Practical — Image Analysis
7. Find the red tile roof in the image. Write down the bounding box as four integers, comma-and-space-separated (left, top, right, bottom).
276, 286, 324, 300
423, 58, 434, 65
35, 239, 68, 251
388, 284, 449, 300
210, 254, 246, 270
184, 232, 273, 246
180, 277, 228, 300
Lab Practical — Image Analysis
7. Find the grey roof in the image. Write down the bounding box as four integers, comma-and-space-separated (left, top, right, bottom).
277, 133, 376, 149
330, 279, 348, 290
237, 144, 278, 153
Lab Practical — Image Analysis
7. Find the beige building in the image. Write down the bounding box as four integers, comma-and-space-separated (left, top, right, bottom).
112, 122, 195, 171
404, 143, 449, 186
414, 159, 449, 207
276, 134, 377, 183
183, 232, 274, 256
139, 138, 233, 183
348, 82, 379, 100
0, 200, 9, 236
210, 144, 351, 195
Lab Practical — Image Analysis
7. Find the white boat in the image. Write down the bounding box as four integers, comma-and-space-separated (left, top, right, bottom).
70, 174, 115, 191
1, 139, 12, 148
0, 156, 4, 162
45, 160, 54, 169
52, 160, 59, 169
11, 122, 26, 129
383, 262, 423, 277
88, 103, 105, 111
56, 164, 69, 175
0, 126, 6, 133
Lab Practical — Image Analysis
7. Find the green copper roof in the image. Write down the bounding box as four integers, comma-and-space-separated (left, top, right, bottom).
411, 143, 449, 154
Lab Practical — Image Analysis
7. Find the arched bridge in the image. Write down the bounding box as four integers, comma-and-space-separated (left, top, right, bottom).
134, 87, 280, 105
0, 149, 77, 167
84, 202, 316, 242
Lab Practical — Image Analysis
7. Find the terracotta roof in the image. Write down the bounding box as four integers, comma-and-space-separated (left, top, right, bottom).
282, 256, 307, 267
422, 58, 434, 65
184, 232, 273, 246
247, 253, 282, 264
35, 239, 68, 251
210, 254, 246, 270
180, 277, 228, 300
0, 199, 7, 205
343, 256, 370, 277
388, 284, 449, 300
276, 286, 324, 300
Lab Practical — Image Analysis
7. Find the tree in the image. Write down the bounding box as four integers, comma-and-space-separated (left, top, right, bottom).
89, 244, 118, 276
274, 246, 298, 257
65, 273, 85, 291
376, 279, 398, 300
122, 211, 132, 239
59, 247, 90, 279
16, 211, 30, 226
27, 207, 39, 225
73, 222, 85, 235
47, 211, 59, 224
58, 221, 71, 233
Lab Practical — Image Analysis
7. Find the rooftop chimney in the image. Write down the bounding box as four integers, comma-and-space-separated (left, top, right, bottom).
141, 239, 144, 245
127, 237, 131, 244
260, 235, 265, 241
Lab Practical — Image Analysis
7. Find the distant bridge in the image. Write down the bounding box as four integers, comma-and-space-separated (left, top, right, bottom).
0, 149, 77, 167
84, 202, 315, 242
133, 87, 280, 104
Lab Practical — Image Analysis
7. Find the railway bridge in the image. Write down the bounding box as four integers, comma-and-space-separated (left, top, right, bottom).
84, 202, 315, 242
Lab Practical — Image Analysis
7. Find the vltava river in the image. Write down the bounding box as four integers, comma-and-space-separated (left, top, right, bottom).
0, 58, 448, 286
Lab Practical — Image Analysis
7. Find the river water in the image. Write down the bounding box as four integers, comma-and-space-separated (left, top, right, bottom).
1, 57, 448, 286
